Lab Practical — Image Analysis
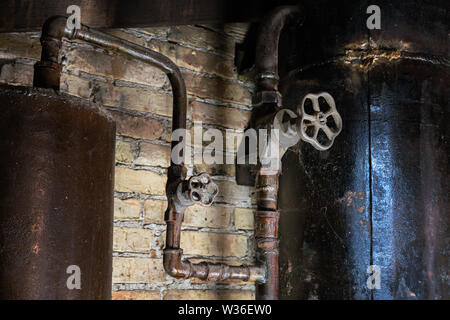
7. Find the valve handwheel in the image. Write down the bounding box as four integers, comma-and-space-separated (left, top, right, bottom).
298, 92, 342, 151
188, 173, 219, 206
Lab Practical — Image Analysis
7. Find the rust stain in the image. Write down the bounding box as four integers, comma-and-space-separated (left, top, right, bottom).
31, 243, 40, 255
336, 191, 365, 207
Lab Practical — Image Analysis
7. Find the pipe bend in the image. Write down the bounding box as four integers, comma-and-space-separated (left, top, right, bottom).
163, 249, 192, 279
35, 16, 187, 166
252, 5, 303, 300
40, 16, 75, 40
162, 178, 266, 283
163, 248, 266, 283
35, 15, 270, 287
255, 5, 303, 91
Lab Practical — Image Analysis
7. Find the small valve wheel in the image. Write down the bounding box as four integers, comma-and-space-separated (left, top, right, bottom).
297, 92, 342, 151
188, 173, 219, 206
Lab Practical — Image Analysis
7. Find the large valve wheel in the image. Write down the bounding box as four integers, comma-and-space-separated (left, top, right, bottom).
297, 92, 342, 151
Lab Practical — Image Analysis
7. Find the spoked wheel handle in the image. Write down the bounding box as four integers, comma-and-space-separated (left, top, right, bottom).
297, 92, 342, 151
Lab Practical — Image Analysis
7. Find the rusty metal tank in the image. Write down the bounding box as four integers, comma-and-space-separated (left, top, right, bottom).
0, 84, 115, 299
278, 0, 449, 299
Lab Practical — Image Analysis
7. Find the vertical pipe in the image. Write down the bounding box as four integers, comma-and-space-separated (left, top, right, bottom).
253, 6, 301, 300
255, 174, 280, 299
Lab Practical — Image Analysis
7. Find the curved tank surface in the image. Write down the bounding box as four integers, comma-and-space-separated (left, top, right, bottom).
277, 0, 449, 299
0, 85, 115, 299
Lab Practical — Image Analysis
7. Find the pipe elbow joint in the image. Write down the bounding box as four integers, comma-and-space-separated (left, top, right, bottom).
34, 16, 80, 89
41, 16, 76, 40
163, 249, 192, 279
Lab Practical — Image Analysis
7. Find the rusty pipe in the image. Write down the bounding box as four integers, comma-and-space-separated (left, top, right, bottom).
254, 174, 280, 299
163, 174, 266, 283
33, 16, 267, 285
34, 16, 260, 282
255, 5, 302, 92
164, 203, 265, 282
34, 16, 187, 169
252, 6, 302, 300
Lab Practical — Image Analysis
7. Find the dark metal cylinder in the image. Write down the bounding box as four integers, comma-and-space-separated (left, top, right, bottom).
0, 85, 115, 299
278, 0, 449, 299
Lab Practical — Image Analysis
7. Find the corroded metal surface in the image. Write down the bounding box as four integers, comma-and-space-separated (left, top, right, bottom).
163, 172, 266, 283
255, 5, 302, 91
369, 60, 449, 299
0, 85, 115, 299
255, 175, 281, 299
278, 0, 449, 300
279, 63, 372, 299
251, 5, 303, 300
34, 16, 188, 158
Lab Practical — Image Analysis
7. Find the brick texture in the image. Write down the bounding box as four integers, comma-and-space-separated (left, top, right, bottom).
150, 39, 235, 78
163, 290, 254, 300
192, 100, 251, 130
0, 60, 34, 86
1, 23, 255, 301
167, 26, 235, 56
135, 142, 170, 167
184, 205, 232, 229
180, 231, 248, 258
115, 140, 133, 164
143, 199, 167, 224
0, 33, 41, 60
113, 290, 160, 300
92, 82, 173, 117
111, 111, 164, 141
114, 198, 141, 220
64, 45, 167, 87
234, 208, 255, 230
183, 72, 251, 105
113, 227, 153, 253
115, 167, 166, 195
112, 257, 166, 283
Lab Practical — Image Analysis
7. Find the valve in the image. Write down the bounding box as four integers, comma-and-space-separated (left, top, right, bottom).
176, 173, 219, 207
297, 92, 342, 151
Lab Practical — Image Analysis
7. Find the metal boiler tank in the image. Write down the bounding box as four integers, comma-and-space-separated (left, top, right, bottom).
0, 13, 193, 299
277, 0, 449, 299
0, 84, 115, 299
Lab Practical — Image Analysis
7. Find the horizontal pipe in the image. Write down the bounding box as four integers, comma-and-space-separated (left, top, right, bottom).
163, 198, 266, 283
34, 16, 187, 168
33, 15, 264, 285
164, 249, 265, 282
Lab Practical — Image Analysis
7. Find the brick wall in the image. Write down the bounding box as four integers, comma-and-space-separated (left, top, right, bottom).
0, 23, 256, 300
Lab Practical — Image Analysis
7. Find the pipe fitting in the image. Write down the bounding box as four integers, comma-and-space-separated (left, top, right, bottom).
35, 16, 188, 159
252, 5, 303, 299
163, 248, 266, 283
253, 90, 283, 107
163, 171, 266, 283
41, 16, 75, 40
255, 5, 303, 91
163, 249, 192, 278
175, 173, 219, 207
